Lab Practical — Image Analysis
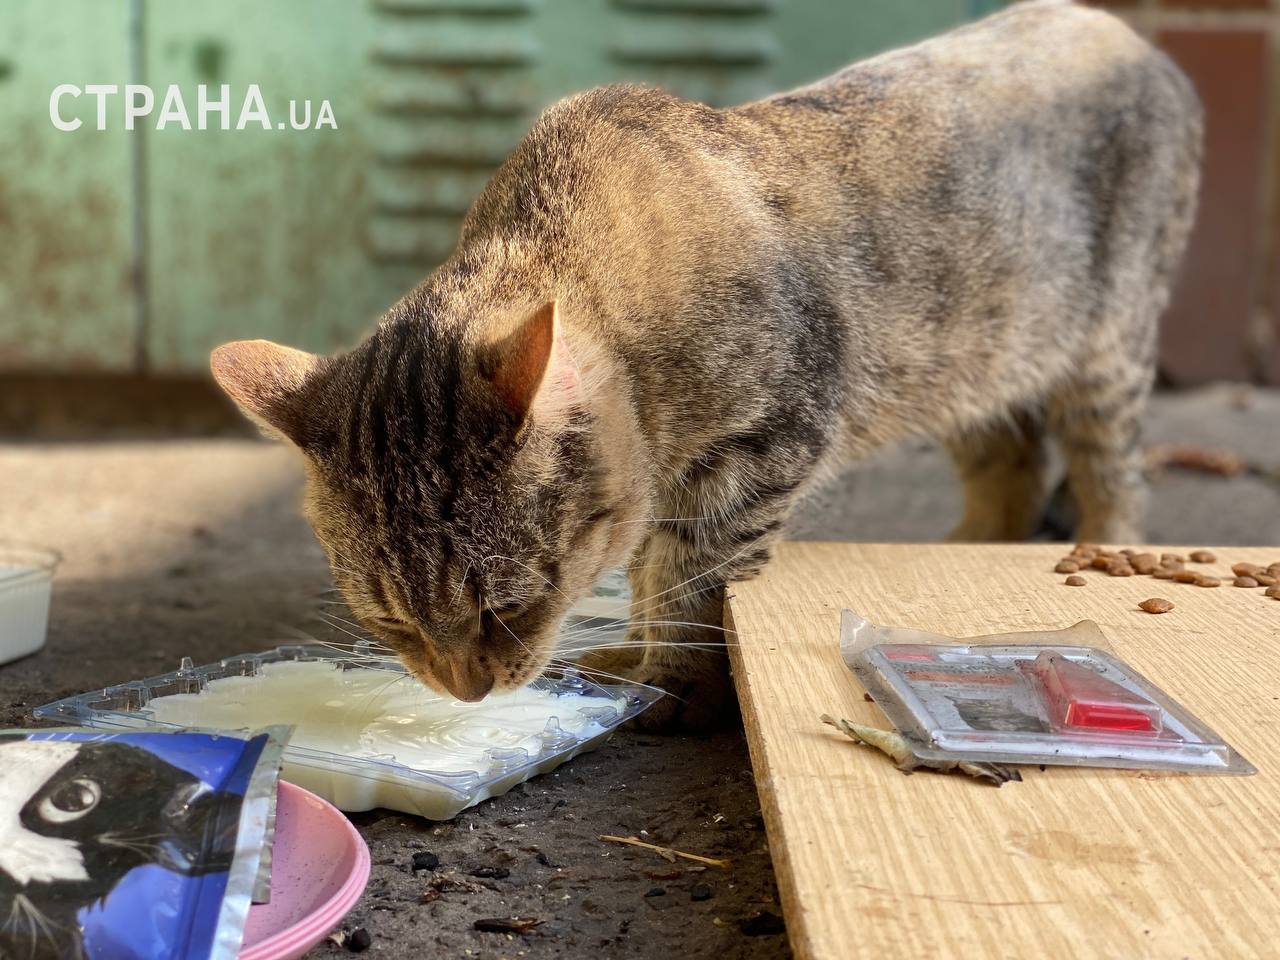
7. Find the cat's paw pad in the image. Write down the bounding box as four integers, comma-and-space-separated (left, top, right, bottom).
624, 658, 735, 733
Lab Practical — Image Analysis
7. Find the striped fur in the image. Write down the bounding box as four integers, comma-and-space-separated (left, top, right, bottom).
212, 1, 1201, 728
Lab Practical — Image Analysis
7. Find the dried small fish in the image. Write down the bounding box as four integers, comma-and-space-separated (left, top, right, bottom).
820, 714, 1022, 786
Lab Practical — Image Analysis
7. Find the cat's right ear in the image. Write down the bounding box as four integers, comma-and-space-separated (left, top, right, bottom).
210, 340, 320, 447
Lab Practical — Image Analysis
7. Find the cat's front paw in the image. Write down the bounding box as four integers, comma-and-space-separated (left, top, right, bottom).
624, 654, 736, 733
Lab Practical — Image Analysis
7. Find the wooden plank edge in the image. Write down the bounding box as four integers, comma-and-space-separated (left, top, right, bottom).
725, 596, 822, 960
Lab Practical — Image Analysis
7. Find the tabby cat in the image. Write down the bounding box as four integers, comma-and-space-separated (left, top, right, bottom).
212, 1, 1201, 729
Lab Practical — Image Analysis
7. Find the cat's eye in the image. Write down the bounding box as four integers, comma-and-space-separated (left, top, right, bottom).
485, 601, 523, 620
39, 777, 101, 823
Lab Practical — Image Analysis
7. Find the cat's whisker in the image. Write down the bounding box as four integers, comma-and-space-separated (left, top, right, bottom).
541, 667, 673, 702
481, 554, 574, 605
355, 670, 417, 725
539, 663, 681, 703
316, 611, 394, 650
612, 515, 717, 525
488, 607, 539, 663
272, 622, 330, 645
8, 892, 63, 954
636, 540, 757, 603
452, 559, 476, 605
99, 832, 164, 860
317, 610, 395, 645
279, 623, 398, 657
297, 636, 392, 652
556, 641, 736, 656
310, 641, 401, 662
559, 618, 733, 637
297, 620, 396, 655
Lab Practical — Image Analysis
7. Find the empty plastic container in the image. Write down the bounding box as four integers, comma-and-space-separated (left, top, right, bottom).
0, 545, 60, 666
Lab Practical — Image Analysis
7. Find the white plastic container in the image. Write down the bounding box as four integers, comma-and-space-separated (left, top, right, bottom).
0, 545, 60, 665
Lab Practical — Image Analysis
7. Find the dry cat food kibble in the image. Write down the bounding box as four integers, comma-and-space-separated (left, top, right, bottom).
1131, 553, 1158, 574
1050, 546, 1280, 607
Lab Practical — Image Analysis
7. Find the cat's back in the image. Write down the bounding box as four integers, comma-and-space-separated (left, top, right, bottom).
747, 0, 1198, 164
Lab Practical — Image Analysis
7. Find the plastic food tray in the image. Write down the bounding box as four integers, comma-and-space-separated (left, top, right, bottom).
0, 545, 60, 666
35, 642, 661, 818
841, 610, 1254, 775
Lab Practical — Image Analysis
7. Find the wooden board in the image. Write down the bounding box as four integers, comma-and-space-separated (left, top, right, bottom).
725, 542, 1280, 960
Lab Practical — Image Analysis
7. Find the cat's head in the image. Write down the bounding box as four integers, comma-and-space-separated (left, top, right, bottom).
212, 300, 642, 700
0, 738, 237, 898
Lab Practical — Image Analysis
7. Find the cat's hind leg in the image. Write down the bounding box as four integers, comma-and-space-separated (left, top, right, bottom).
944, 410, 1049, 542
1047, 349, 1154, 545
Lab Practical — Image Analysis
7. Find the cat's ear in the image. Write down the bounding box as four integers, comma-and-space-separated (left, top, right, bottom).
210, 339, 320, 447
480, 301, 578, 422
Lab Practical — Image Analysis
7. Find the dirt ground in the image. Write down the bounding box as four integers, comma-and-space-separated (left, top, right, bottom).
2, 383, 1278, 958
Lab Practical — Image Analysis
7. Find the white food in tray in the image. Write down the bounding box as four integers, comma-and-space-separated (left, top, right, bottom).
146, 659, 634, 816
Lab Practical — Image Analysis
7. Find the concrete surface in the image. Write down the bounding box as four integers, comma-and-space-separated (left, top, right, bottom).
1, 385, 1278, 958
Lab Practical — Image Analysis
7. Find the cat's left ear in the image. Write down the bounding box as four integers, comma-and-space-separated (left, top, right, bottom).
210, 339, 321, 447
480, 300, 579, 423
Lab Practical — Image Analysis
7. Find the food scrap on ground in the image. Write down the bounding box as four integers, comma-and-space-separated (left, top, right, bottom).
1146, 443, 1249, 478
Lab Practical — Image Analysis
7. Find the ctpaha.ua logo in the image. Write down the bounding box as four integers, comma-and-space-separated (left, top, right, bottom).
49, 84, 337, 131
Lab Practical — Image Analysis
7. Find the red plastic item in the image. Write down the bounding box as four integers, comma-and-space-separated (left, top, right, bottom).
1020, 651, 1162, 736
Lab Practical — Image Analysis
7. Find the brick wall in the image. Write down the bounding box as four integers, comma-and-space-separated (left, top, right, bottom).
1091, 0, 1278, 384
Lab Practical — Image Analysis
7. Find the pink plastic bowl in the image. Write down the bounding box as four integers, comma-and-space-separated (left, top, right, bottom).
239, 781, 371, 960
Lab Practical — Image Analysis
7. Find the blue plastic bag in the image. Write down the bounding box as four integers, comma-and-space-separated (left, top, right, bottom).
0, 726, 287, 960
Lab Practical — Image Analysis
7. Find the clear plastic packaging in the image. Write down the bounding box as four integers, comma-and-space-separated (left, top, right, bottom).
0, 544, 60, 665
35, 644, 661, 819
840, 610, 1255, 776
0, 725, 287, 960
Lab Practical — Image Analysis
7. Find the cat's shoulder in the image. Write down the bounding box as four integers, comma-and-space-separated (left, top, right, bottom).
533, 81, 747, 151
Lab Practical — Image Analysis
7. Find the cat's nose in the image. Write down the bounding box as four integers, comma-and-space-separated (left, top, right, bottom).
436, 654, 495, 702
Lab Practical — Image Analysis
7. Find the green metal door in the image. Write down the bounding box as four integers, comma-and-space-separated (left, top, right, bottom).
0, 0, 983, 373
